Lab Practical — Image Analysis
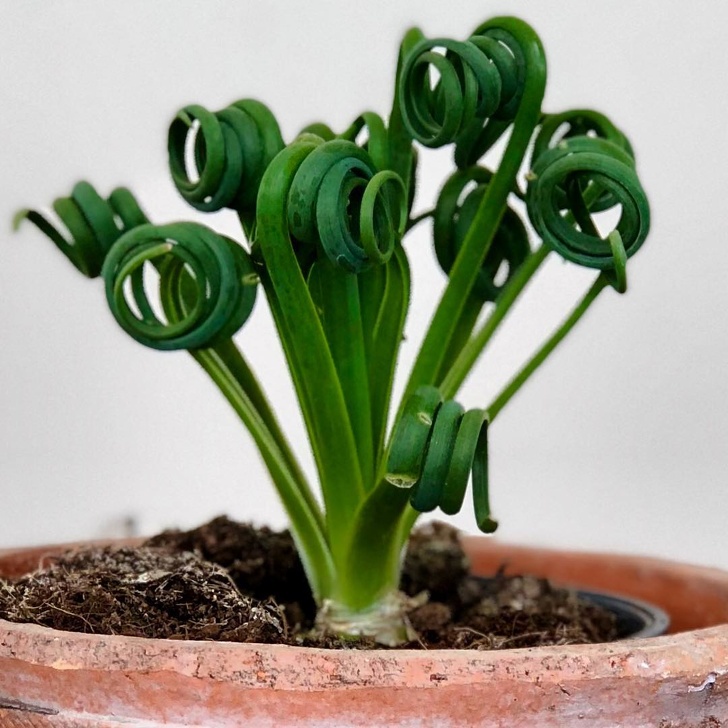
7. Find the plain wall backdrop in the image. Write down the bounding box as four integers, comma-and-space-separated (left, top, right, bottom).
2, 1, 727, 569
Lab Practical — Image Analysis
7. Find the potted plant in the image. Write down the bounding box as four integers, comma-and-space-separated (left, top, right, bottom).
2, 13, 728, 727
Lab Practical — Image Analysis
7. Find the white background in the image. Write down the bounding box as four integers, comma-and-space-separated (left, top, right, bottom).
2, 1, 727, 570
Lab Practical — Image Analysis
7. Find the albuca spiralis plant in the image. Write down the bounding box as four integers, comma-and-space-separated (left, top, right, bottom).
15, 16, 649, 645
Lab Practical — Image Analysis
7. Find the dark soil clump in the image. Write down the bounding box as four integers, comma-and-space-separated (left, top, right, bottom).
400, 520, 470, 602
407, 572, 616, 649
145, 516, 315, 627
0, 517, 618, 648
0, 545, 284, 642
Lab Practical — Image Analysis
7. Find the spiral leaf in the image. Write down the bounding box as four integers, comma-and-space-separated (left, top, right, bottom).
398, 36, 503, 149
168, 99, 284, 215
533, 109, 633, 163
397, 19, 533, 168
434, 166, 530, 302
341, 111, 418, 217
102, 222, 257, 351
386, 385, 497, 533
14, 182, 149, 278
526, 135, 650, 271
605, 230, 628, 293
453, 21, 529, 167
386, 385, 443, 487
532, 109, 634, 213
286, 139, 407, 273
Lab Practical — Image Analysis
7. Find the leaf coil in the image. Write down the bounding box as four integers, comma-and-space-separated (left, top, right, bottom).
102, 222, 257, 350
387, 385, 497, 533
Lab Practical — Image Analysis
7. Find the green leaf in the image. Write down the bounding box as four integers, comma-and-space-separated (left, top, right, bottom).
255, 137, 365, 558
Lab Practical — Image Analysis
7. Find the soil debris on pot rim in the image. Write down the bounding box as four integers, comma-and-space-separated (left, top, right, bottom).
0, 517, 618, 648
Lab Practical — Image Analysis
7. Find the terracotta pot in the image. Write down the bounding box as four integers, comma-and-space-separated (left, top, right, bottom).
1, 538, 727, 727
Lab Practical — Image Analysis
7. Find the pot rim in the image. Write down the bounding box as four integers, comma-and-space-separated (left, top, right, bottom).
3, 539, 728, 726
1, 615, 727, 691
1, 538, 727, 683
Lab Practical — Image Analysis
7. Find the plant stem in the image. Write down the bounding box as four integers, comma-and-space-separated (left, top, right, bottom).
402, 24, 547, 399
440, 245, 550, 399
435, 292, 484, 385
487, 274, 609, 421
335, 476, 410, 611
316, 589, 417, 646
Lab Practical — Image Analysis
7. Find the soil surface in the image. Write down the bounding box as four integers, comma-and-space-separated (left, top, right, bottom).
0, 517, 617, 649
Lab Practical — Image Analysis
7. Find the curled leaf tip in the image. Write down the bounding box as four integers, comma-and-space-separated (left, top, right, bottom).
284, 139, 407, 274
605, 230, 628, 293
387, 386, 497, 533
102, 221, 257, 351
168, 99, 284, 219
526, 134, 650, 272
12, 208, 30, 232
16, 182, 149, 278
397, 16, 545, 169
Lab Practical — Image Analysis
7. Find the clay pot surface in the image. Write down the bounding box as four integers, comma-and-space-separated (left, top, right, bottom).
1, 538, 727, 727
